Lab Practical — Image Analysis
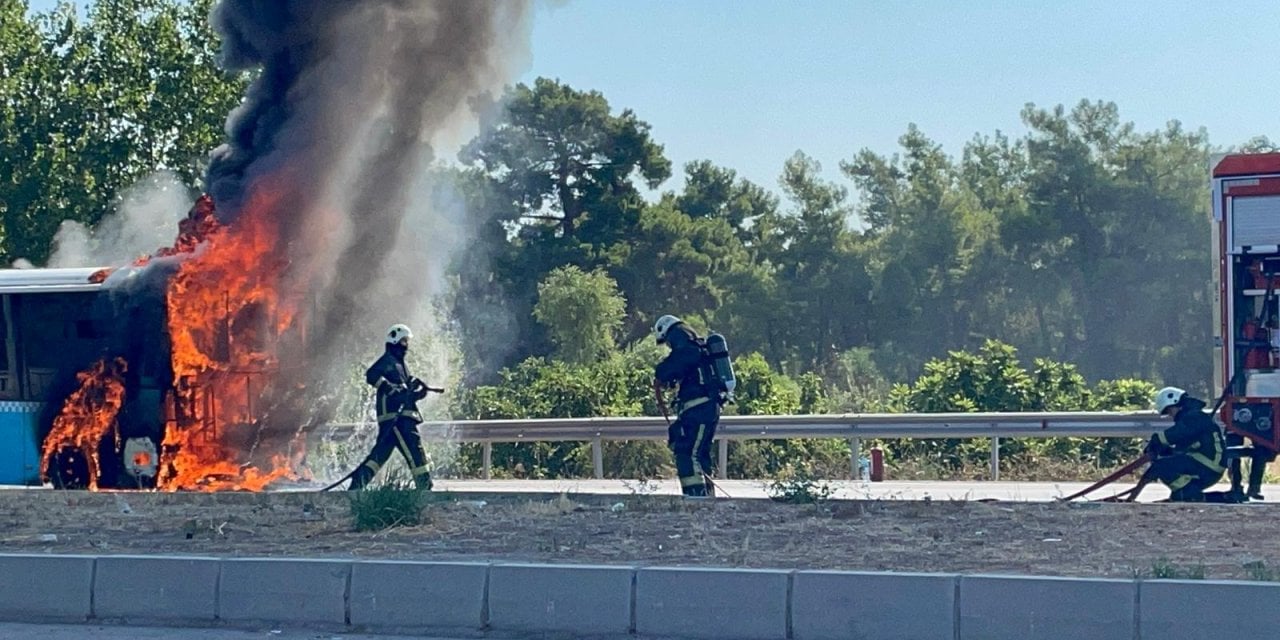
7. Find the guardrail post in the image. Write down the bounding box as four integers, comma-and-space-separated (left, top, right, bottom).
990, 437, 1000, 481
592, 437, 604, 479
718, 439, 728, 479
849, 438, 861, 480
482, 442, 492, 480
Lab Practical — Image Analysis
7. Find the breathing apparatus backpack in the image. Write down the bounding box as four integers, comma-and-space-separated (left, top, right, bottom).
696, 332, 737, 404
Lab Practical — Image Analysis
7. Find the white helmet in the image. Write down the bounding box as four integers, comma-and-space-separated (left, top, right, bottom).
386, 323, 413, 345
1154, 386, 1185, 414
653, 314, 682, 344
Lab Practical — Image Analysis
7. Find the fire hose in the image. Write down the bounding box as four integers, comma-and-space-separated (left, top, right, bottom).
654, 379, 730, 498
1060, 345, 1247, 504
1057, 453, 1151, 502
319, 382, 444, 492
1096, 466, 1157, 502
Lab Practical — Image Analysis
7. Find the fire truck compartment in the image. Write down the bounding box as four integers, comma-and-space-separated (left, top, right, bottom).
1230, 195, 1280, 252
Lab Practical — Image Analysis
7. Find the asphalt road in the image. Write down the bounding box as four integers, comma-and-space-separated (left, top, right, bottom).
0, 623, 468, 640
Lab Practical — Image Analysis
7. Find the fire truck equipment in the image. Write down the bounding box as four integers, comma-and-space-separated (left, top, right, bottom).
1213, 152, 1280, 455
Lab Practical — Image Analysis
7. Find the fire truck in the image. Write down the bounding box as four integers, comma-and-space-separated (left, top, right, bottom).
1212, 152, 1280, 454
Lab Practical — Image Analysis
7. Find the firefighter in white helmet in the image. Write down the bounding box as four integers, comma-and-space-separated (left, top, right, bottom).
1144, 386, 1226, 502
347, 324, 442, 491
653, 314, 721, 498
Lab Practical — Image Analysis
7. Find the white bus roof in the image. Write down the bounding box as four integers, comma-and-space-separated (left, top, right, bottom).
0, 267, 112, 294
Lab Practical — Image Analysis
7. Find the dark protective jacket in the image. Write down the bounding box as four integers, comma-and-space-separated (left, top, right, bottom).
1149, 397, 1225, 474
365, 344, 428, 425
654, 324, 716, 409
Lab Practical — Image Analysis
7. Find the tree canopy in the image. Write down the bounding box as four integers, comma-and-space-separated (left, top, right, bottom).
1, 0, 246, 264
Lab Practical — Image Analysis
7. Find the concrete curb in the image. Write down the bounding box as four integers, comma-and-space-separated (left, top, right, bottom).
0, 552, 1276, 638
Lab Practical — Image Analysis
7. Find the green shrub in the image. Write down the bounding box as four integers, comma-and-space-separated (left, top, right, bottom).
350, 483, 428, 531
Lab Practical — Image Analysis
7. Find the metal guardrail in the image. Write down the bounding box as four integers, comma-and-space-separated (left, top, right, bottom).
314, 412, 1169, 481
321, 411, 1169, 440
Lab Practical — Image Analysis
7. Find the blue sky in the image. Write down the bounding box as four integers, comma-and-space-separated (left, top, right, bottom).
520, 0, 1280, 196
29, 0, 1280, 198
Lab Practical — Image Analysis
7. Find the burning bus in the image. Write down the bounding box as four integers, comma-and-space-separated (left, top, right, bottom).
0, 0, 530, 491
15, 195, 315, 491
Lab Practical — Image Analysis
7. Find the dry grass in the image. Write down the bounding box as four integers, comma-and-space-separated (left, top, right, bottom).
2, 489, 1280, 579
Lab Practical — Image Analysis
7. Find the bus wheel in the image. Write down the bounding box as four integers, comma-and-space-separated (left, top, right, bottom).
47, 448, 90, 489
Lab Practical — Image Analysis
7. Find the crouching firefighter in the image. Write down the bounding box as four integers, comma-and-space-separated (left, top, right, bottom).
348, 324, 442, 491
652, 315, 736, 498
1145, 386, 1227, 502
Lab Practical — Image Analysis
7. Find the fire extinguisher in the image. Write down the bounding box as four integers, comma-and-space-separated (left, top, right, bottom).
1252, 259, 1268, 289
1242, 319, 1270, 369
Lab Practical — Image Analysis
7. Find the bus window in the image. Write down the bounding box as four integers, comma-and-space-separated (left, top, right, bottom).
14, 292, 108, 401
0, 295, 13, 400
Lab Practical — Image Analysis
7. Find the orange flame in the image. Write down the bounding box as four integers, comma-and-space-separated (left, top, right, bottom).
156, 187, 304, 491
43, 188, 312, 492
38, 358, 127, 490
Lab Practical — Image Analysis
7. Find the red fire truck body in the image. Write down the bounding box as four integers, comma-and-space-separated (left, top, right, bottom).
1212, 152, 1280, 451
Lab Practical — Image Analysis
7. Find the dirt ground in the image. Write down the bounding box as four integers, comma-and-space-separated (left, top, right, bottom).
1, 489, 1277, 580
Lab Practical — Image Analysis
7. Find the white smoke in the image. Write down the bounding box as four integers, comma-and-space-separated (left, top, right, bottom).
47, 172, 190, 269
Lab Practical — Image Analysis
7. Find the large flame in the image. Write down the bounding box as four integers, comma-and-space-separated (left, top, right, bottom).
42, 187, 312, 492
156, 187, 305, 491
38, 358, 127, 490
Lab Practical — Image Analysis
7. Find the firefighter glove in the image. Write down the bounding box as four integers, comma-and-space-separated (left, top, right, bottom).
1145, 434, 1170, 457
390, 384, 413, 408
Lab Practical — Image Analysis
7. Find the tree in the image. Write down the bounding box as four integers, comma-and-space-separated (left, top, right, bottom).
716, 152, 872, 370
605, 200, 752, 342
1233, 135, 1277, 153
671, 160, 778, 241
459, 77, 670, 239
1015, 101, 1212, 383
0, 0, 247, 264
532, 265, 627, 365
843, 126, 1000, 371
452, 78, 674, 372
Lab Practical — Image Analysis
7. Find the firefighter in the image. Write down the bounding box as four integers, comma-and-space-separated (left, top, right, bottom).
1145, 387, 1226, 502
348, 324, 437, 491
653, 314, 721, 498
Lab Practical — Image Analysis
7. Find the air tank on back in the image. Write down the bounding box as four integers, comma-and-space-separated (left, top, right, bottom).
705, 332, 736, 399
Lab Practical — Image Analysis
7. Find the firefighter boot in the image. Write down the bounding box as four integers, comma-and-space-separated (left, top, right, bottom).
347, 468, 372, 491
1228, 457, 1246, 502
347, 459, 380, 491
681, 482, 710, 499
413, 470, 434, 491
1248, 457, 1266, 501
